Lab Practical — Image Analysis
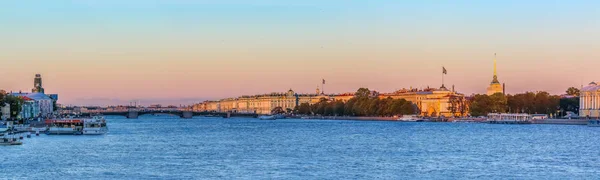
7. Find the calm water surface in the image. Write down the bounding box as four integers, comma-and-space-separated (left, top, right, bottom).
1, 115, 600, 179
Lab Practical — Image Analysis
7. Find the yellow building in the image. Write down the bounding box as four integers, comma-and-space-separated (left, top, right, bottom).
195, 86, 468, 117
380, 86, 468, 117
194, 89, 329, 115
487, 54, 504, 95
580, 82, 600, 118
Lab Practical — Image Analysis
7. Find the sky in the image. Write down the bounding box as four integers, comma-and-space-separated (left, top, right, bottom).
1, 0, 599, 106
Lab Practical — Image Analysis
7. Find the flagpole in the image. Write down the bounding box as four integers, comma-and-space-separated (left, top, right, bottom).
322, 79, 324, 95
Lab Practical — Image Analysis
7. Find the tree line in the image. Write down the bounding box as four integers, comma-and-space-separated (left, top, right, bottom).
469, 87, 580, 117
0, 91, 24, 119
293, 88, 416, 116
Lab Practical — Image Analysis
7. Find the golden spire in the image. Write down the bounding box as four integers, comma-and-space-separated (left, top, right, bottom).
491, 53, 500, 84
494, 53, 497, 77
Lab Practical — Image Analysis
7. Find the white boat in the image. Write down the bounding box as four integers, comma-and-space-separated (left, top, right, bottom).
82, 116, 108, 135
46, 116, 108, 135
259, 115, 277, 120
398, 115, 422, 122
0, 137, 22, 146
485, 113, 532, 124
1, 122, 22, 146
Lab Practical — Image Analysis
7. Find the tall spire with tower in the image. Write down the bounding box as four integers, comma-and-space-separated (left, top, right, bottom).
487, 53, 503, 95
491, 53, 499, 84
32, 74, 45, 93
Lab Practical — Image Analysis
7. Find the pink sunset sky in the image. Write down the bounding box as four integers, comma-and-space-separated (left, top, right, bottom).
1, 1, 598, 106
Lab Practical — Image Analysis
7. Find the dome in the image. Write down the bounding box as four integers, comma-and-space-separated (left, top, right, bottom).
582, 83, 600, 92
286, 89, 295, 96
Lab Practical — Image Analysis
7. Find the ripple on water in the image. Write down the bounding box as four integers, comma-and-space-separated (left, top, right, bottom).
1, 116, 600, 179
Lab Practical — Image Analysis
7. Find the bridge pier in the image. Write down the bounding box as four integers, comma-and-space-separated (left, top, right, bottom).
181, 111, 193, 119
127, 111, 139, 119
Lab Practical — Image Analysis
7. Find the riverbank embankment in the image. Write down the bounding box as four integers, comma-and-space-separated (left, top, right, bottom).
288, 116, 398, 121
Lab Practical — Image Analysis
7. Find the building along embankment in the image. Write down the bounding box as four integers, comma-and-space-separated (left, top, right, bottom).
290, 116, 398, 121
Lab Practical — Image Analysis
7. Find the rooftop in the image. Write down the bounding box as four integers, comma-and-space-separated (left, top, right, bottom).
582, 82, 600, 92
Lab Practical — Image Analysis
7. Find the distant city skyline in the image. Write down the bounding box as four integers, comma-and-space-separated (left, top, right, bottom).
1, 0, 598, 105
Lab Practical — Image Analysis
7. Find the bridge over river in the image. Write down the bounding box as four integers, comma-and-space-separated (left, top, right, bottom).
70, 110, 259, 119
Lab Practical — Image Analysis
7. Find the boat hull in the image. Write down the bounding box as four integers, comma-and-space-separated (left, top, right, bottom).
46, 128, 80, 135
485, 120, 532, 124
0, 138, 22, 146
0, 142, 23, 146
259, 116, 277, 120
82, 127, 108, 135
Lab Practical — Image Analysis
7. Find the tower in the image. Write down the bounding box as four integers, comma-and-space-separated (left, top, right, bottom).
491, 53, 499, 84
316, 86, 321, 95
486, 54, 503, 96
32, 74, 45, 93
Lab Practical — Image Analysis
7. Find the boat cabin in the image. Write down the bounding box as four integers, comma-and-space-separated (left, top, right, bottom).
45, 119, 84, 129
487, 113, 532, 121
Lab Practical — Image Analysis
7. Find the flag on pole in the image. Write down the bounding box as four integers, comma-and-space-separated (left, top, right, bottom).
322, 79, 326, 84
443, 67, 447, 74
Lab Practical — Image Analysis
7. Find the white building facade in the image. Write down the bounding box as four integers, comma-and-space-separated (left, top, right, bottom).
10, 93, 53, 118
580, 82, 600, 118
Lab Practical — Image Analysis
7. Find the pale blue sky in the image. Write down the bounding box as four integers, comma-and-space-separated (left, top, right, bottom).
1, 0, 599, 105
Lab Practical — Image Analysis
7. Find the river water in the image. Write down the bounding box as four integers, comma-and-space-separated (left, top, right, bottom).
1, 115, 599, 179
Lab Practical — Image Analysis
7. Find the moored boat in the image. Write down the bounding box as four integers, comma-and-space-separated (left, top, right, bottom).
398, 115, 423, 122
1, 122, 22, 146
0, 138, 23, 146
258, 115, 277, 120
45, 116, 108, 135
485, 113, 532, 124
45, 119, 82, 135
82, 116, 108, 135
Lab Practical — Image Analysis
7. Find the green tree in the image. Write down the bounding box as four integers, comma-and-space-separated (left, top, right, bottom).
354, 88, 371, 99
271, 107, 285, 115
448, 96, 459, 116
310, 98, 329, 115
469, 94, 492, 117
507, 92, 535, 113
4, 95, 24, 119
447, 95, 468, 117
333, 100, 345, 116
559, 97, 579, 116
366, 98, 379, 116
343, 99, 356, 116
489, 93, 508, 113
297, 103, 311, 115
400, 101, 416, 115
0, 93, 5, 108
295, 87, 418, 117
566, 87, 580, 97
